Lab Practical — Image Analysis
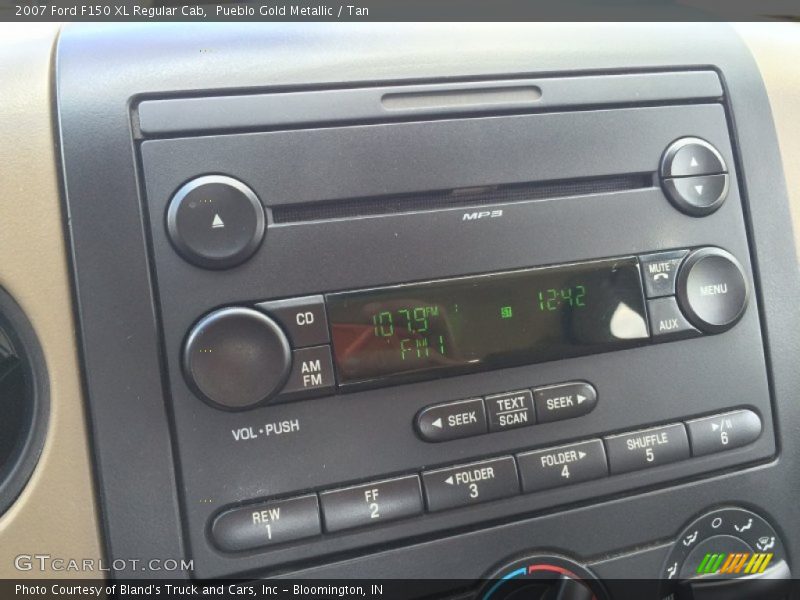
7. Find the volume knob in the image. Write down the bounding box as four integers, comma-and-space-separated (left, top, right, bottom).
183, 307, 291, 410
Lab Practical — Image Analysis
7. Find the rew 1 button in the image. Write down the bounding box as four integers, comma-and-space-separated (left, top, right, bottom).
416, 398, 487, 442
167, 175, 265, 269
604, 423, 690, 475
278, 345, 335, 400
320, 475, 423, 533
211, 495, 321, 552
422, 456, 519, 512
517, 439, 608, 493
533, 382, 597, 424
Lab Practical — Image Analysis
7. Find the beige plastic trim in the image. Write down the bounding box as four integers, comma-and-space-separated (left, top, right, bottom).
0, 23, 103, 578
736, 23, 800, 262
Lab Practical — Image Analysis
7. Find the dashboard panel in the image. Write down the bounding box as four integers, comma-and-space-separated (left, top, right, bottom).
0, 21, 799, 595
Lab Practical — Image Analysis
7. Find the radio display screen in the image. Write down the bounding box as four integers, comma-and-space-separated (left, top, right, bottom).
326, 257, 649, 387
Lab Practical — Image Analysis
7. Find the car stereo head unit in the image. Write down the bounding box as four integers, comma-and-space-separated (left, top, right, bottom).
125, 69, 773, 579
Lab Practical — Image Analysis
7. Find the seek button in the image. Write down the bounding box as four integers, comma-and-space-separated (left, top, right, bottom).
533, 382, 597, 424
416, 398, 487, 442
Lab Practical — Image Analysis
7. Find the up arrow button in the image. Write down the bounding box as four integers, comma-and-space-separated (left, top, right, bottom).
533, 381, 598, 424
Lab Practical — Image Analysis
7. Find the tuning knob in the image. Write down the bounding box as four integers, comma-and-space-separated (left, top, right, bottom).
676, 247, 748, 334
183, 307, 291, 410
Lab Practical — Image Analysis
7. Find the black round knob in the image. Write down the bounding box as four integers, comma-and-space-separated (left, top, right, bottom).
167, 175, 265, 269
183, 307, 291, 410
676, 247, 748, 334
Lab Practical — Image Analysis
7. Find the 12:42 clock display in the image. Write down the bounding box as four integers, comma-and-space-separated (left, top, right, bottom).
538, 286, 587, 311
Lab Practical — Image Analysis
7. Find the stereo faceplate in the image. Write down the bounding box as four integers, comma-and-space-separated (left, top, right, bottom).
138, 90, 773, 578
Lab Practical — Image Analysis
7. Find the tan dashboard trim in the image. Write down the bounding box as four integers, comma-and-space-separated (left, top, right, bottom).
736, 23, 800, 262
0, 23, 103, 578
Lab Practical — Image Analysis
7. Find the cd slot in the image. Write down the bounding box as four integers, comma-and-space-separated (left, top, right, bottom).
271, 173, 653, 223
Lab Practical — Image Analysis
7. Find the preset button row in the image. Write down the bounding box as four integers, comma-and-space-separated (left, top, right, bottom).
211, 409, 761, 553
425, 408, 763, 511
416, 381, 597, 443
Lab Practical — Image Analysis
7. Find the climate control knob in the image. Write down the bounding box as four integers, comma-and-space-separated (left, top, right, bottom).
481, 554, 604, 600
183, 307, 291, 410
